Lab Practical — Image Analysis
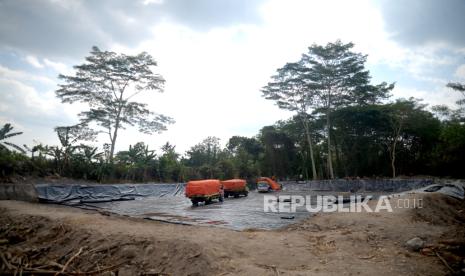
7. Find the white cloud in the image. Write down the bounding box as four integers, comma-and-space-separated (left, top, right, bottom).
43, 58, 69, 73
0, 64, 84, 148
143, 0, 164, 5
1, 80, 55, 114
100, 0, 463, 153
0, 65, 54, 85
455, 64, 465, 80
22, 55, 70, 73
379, 43, 456, 84
391, 85, 461, 108
24, 55, 43, 68
0, 78, 74, 147
2, 0, 463, 153
108, 22, 294, 152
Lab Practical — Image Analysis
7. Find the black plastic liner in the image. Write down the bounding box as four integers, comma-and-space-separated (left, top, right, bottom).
30, 179, 463, 230
35, 179, 438, 205
35, 183, 185, 205
281, 179, 435, 192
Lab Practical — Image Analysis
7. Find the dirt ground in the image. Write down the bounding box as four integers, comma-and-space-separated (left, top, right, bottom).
1, 193, 464, 275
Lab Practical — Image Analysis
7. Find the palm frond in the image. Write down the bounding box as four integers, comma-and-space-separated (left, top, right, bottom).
3, 141, 26, 154
3, 131, 23, 139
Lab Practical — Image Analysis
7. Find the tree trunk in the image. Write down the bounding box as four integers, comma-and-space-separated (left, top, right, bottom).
109, 101, 124, 163
326, 109, 335, 179
333, 132, 342, 177
109, 127, 118, 163
390, 119, 403, 179
302, 118, 318, 180
391, 142, 396, 178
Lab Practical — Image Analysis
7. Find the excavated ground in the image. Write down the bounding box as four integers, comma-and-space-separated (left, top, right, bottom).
1, 193, 464, 275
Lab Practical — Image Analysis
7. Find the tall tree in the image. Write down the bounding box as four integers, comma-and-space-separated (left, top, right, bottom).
227, 136, 262, 178
56, 46, 174, 162
185, 136, 222, 168
301, 40, 393, 178
380, 99, 439, 178
258, 126, 296, 179
446, 82, 465, 118
383, 102, 409, 178
159, 142, 182, 182
262, 62, 319, 179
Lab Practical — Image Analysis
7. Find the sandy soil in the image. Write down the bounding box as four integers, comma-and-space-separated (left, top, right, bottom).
1, 193, 464, 275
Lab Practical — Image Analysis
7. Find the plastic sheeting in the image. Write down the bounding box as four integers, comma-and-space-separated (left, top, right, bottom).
281, 179, 435, 192
35, 183, 185, 205
411, 183, 464, 200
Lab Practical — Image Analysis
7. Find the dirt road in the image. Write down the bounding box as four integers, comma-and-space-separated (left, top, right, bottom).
1, 194, 464, 275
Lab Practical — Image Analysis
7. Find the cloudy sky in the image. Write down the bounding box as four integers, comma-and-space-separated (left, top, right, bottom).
1, 0, 465, 154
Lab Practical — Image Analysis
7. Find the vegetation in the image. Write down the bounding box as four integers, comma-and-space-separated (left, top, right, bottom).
0, 124, 25, 153
1, 42, 465, 182
262, 41, 393, 179
56, 46, 174, 162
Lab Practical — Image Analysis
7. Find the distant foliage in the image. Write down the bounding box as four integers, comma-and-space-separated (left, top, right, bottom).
2, 44, 465, 181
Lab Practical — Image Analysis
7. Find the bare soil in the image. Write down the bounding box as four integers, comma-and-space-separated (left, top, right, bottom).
1, 193, 464, 275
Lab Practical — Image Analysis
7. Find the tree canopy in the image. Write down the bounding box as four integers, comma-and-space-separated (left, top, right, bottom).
56, 46, 174, 162
263, 40, 394, 179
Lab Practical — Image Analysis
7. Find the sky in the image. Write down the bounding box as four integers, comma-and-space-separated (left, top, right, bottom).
1, 0, 465, 155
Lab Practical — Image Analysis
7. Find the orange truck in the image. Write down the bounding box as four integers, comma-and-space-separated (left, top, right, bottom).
257, 177, 282, 192
185, 179, 224, 206
221, 179, 249, 198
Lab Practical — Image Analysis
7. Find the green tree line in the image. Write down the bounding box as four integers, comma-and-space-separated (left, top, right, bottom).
1, 42, 464, 182
1, 98, 464, 181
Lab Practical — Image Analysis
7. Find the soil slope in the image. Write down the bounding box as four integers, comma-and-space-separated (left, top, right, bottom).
1, 193, 464, 275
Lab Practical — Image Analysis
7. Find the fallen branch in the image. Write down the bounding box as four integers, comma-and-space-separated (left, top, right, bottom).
57, 247, 83, 275
0, 252, 15, 271
8, 261, 128, 276
434, 251, 454, 273
358, 255, 375, 260
271, 266, 280, 276
79, 260, 128, 275
34, 261, 65, 270
84, 242, 131, 256
438, 240, 465, 246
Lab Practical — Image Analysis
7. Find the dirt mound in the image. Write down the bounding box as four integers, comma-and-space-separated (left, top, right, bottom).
405, 193, 465, 272
410, 193, 465, 225
0, 212, 219, 275
3, 199, 465, 275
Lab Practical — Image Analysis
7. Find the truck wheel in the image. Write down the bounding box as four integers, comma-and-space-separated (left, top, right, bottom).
191, 199, 198, 206
205, 198, 212, 205
244, 191, 248, 197
234, 193, 239, 198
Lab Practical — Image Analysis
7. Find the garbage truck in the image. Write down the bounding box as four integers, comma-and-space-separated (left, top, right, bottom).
221, 179, 249, 198
185, 179, 224, 206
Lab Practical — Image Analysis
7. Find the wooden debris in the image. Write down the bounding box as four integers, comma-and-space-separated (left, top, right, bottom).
435, 251, 455, 273
58, 247, 84, 275
358, 255, 375, 260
